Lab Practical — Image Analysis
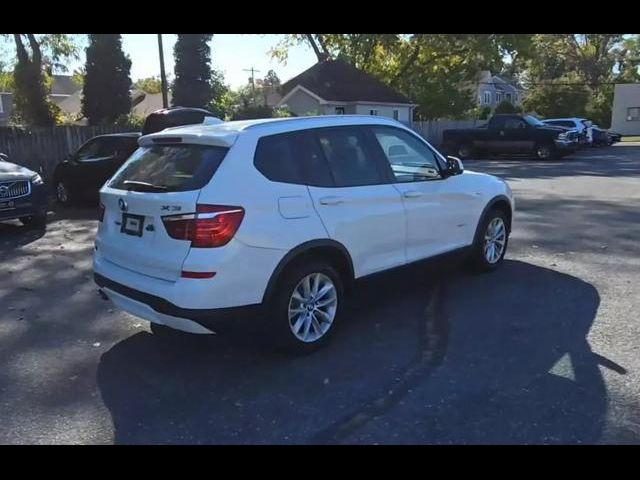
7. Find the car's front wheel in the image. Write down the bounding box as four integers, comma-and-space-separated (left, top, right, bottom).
270, 261, 343, 354
55, 180, 73, 205
19, 213, 47, 229
469, 208, 509, 272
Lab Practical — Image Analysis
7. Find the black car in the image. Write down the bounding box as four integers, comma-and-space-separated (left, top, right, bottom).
591, 126, 612, 147
442, 114, 578, 160
141, 107, 222, 135
53, 133, 141, 205
0, 153, 48, 227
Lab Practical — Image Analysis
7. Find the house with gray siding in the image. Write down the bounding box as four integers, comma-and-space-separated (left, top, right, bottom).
473, 70, 525, 110
276, 59, 416, 125
611, 83, 640, 135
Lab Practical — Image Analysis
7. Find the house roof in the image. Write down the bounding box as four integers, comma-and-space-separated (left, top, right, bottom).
51, 75, 81, 96
280, 59, 412, 105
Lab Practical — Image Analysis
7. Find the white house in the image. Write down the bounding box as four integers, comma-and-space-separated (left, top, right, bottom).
611, 83, 640, 135
276, 59, 417, 126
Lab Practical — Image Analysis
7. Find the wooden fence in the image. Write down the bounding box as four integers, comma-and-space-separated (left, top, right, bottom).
411, 119, 484, 146
0, 120, 484, 181
0, 125, 136, 179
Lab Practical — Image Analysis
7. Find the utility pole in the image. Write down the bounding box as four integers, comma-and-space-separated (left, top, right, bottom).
157, 34, 169, 108
243, 67, 261, 96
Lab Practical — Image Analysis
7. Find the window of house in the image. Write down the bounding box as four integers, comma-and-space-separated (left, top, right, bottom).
627, 107, 640, 121
0, 96, 4, 114
335, 107, 345, 115
483, 91, 492, 105
369, 109, 378, 116
393, 109, 399, 120
505, 93, 512, 102
495, 92, 503, 103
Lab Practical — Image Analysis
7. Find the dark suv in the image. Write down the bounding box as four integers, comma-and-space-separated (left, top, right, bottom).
0, 153, 48, 227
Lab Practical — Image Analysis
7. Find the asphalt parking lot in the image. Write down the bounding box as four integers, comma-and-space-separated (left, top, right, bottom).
1, 144, 639, 444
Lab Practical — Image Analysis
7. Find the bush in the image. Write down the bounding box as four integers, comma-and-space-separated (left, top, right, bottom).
478, 105, 492, 120
231, 104, 273, 120
272, 105, 293, 118
114, 113, 145, 130
494, 100, 518, 114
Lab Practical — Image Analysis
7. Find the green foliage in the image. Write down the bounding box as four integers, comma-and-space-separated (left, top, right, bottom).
6, 34, 79, 126
231, 104, 273, 120
522, 34, 639, 126
172, 34, 213, 108
207, 69, 233, 120
0, 71, 14, 92
271, 34, 530, 120
272, 105, 292, 118
114, 112, 145, 130
494, 100, 518, 114
134, 76, 162, 94
82, 34, 132, 125
478, 105, 492, 120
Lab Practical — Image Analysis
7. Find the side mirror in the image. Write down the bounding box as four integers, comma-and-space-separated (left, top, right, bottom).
445, 156, 464, 176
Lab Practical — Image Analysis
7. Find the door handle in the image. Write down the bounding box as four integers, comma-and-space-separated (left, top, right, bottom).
319, 196, 344, 205
402, 190, 423, 199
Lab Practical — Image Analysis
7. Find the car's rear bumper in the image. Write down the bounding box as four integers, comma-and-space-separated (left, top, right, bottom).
94, 272, 264, 333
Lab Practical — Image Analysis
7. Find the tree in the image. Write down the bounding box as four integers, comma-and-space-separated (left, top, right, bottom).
256, 69, 281, 106
207, 69, 234, 119
270, 34, 534, 120
520, 34, 640, 127
494, 100, 519, 114
172, 34, 213, 108
82, 34, 132, 125
134, 76, 162, 94
6, 34, 78, 126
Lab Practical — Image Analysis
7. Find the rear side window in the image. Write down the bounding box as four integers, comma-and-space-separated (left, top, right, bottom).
108, 144, 228, 192
254, 131, 334, 187
315, 127, 385, 187
76, 137, 119, 161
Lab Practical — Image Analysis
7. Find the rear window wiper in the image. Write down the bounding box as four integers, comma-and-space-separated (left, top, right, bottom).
122, 180, 170, 192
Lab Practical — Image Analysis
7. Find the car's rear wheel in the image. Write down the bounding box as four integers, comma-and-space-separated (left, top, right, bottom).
55, 180, 73, 205
469, 208, 509, 272
456, 143, 474, 160
269, 261, 343, 354
535, 142, 557, 160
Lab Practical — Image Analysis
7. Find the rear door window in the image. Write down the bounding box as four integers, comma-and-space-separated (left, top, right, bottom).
108, 144, 228, 192
254, 131, 334, 187
314, 127, 386, 187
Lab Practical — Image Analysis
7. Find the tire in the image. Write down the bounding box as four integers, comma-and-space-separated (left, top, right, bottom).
456, 143, 474, 160
535, 142, 558, 160
468, 208, 509, 273
268, 260, 344, 354
55, 180, 73, 206
19, 213, 47, 229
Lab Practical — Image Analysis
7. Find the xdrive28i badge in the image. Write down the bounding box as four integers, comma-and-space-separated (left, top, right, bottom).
118, 198, 128, 212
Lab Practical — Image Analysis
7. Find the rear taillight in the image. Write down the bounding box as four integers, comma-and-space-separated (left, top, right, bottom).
98, 203, 105, 222
162, 204, 245, 248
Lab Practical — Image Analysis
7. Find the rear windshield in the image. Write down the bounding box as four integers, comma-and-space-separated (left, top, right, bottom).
108, 144, 228, 192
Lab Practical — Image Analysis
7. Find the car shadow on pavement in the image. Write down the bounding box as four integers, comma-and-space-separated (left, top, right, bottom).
465, 144, 640, 181
97, 259, 618, 444
0, 220, 47, 250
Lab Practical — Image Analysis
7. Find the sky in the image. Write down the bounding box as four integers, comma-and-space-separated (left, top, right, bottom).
0, 34, 317, 89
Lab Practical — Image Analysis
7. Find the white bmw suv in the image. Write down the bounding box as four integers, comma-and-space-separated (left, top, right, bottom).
94, 116, 514, 352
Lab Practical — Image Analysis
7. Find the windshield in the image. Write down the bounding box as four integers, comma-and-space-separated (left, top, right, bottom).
524, 115, 546, 127
108, 144, 228, 192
